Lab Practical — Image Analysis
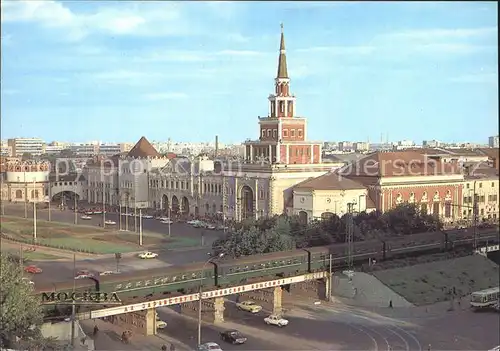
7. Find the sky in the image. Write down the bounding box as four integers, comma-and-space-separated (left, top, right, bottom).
1, 1, 498, 144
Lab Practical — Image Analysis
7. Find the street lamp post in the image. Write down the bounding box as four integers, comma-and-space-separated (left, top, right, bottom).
74, 185, 78, 225
48, 181, 51, 221
139, 208, 143, 246
102, 185, 106, 229
32, 179, 37, 243
198, 253, 224, 346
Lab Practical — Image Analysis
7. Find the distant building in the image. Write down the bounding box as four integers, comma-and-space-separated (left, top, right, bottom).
423, 140, 441, 148
7, 138, 45, 157
70, 144, 98, 157
488, 136, 499, 148
353, 142, 369, 152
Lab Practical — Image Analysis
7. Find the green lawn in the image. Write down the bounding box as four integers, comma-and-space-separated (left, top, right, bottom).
3, 249, 63, 261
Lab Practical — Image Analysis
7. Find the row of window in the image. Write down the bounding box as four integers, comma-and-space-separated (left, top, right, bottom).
53, 181, 81, 187
14, 189, 39, 199
466, 182, 496, 189
463, 195, 498, 203
228, 258, 301, 274
150, 180, 190, 191
260, 128, 304, 139
463, 209, 498, 217
89, 182, 112, 189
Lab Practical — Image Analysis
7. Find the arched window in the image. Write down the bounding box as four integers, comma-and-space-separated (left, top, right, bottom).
15, 190, 22, 199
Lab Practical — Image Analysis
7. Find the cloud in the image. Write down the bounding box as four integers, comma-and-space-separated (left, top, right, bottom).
295, 46, 375, 55
1, 89, 20, 95
143, 92, 188, 101
450, 73, 498, 84
134, 49, 267, 63
0, 1, 195, 41
384, 27, 497, 41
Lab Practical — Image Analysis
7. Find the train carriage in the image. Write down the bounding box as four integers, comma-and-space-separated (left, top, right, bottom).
217, 250, 308, 287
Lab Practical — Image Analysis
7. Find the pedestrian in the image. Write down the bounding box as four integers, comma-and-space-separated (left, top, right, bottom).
161, 345, 167, 351
428, 344, 431, 351
93, 325, 99, 336
170, 343, 176, 351
389, 300, 393, 308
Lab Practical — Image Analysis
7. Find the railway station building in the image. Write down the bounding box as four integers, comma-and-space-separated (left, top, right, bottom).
147, 25, 343, 220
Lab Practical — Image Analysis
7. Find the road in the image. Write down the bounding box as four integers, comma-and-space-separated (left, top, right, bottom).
3, 204, 224, 282
3, 204, 222, 246
157, 296, 500, 351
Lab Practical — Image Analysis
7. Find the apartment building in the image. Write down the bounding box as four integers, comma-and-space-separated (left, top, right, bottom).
7, 137, 45, 157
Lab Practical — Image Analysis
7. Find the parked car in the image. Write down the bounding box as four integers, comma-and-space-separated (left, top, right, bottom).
104, 220, 116, 225
207, 225, 216, 230
138, 251, 158, 259
81, 215, 92, 220
24, 265, 42, 274
198, 342, 223, 351
220, 330, 247, 344
264, 314, 289, 327
236, 301, 263, 313
99, 271, 119, 276
142, 215, 154, 219
75, 270, 94, 279
160, 219, 173, 224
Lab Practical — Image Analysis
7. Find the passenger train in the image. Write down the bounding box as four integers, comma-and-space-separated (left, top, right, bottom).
35, 227, 499, 307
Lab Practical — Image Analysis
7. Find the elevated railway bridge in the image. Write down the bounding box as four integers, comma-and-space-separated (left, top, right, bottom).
37, 228, 499, 336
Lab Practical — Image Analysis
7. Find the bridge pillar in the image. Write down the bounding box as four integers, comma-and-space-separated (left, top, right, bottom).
144, 308, 156, 336
317, 276, 331, 301
213, 297, 225, 324
273, 286, 283, 317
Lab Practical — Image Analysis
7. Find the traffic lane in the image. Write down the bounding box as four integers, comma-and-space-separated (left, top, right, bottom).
28, 256, 173, 284
27, 247, 210, 284
5, 207, 222, 245
222, 300, 378, 350
417, 309, 500, 350
156, 307, 290, 351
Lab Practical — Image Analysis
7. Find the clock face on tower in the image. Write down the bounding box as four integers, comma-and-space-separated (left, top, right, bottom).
300, 197, 305, 203
326, 198, 331, 204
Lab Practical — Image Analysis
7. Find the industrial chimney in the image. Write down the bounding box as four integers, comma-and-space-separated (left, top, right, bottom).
215, 135, 219, 158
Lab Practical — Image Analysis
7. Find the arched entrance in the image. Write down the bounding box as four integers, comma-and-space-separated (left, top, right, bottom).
171, 196, 179, 214
298, 211, 308, 224
181, 197, 189, 215
240, 185, 254, 220
52, 191, 79, 204
321, 212, 334, 220
162, 194, 169, 211
15, 190, 22, 199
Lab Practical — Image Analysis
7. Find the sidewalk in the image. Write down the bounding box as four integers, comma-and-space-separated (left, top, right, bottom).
80, 319, 192, 351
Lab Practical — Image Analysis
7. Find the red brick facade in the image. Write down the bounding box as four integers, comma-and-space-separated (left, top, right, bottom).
381, 183, 464, 219
281, 123, 305, 142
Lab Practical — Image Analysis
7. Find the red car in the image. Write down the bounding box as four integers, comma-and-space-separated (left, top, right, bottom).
24, 265, 42, 274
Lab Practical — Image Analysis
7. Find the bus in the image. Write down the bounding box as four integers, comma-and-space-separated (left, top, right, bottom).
470, 287, 499, 310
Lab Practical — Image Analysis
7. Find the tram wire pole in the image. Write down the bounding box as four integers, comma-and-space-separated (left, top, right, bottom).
198, 253, 224, 346
33, 179, 37, 243
472, 180, 478, 253
70, 253, 76, 347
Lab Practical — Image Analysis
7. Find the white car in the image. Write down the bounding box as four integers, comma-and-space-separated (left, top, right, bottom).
21, 277, 35, 287
104, 220, 116, 225
142, 215, 154, 219
81, 215, 92, 220
75, 274, 93, 280
99, 271, 119, 276
264, 314, 288, 327
187, 220, 199, 225
156, 320, 167, 329
198, 342, 223, 351
161, 219, 173, 224
138, 251, 158, 259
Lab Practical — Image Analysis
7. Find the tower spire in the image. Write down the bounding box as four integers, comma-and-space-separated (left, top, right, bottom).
277, 23, 289, 79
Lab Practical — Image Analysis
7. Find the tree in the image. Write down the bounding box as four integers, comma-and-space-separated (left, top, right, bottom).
21, 152, 33, 161
0, 252, 44, 348
212, 217, 295, 258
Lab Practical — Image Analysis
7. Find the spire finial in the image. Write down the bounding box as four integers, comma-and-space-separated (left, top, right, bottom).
277, 23, 288, 78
